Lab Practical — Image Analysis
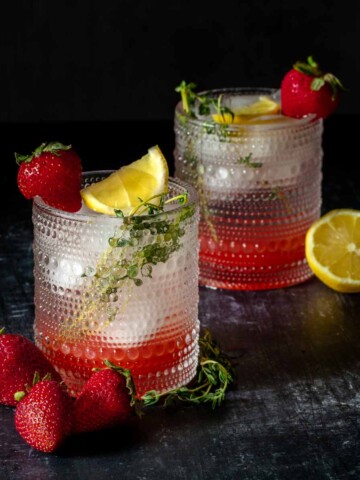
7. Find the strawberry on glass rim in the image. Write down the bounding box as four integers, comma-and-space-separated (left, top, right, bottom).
280, 55, 346, 119
15, 141, 82, 213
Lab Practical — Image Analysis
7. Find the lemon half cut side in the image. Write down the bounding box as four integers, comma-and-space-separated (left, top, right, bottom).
81, 145, 169, 216
305, 209, 360, 293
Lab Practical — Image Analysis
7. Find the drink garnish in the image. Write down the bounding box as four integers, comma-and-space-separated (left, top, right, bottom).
64, 190, 196, 338
15, 141, 82, 212
81, 145, 169, 216
175, 81, 280, 125
176, 80, 234, 121
280, 55, 346, 119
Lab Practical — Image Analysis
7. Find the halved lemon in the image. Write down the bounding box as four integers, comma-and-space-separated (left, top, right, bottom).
212, 96, 281, 124
305, 209, 360, 293
81, 145, 169, 216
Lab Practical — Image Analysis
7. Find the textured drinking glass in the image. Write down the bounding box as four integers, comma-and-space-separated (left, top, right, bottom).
174, 87, 323, 290
33, 174, 200, 398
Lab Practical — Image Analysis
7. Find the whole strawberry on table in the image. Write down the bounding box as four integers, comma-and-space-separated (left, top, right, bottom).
0, 327, 233, 454
0, 328, 62, 407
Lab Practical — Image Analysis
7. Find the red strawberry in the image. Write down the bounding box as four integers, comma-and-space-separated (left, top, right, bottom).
281, 55, 345, 119
16, 141, 82, 212
0, 328, 62, 407
72, 361, 135, 434
15, 378, 73, 453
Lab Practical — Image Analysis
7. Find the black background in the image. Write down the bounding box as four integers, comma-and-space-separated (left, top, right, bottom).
0, 0, 358, 123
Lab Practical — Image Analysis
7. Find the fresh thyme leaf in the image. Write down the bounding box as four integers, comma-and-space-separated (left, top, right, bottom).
141, 329, 234, 409
115, 209, 124, 218
237, 153, 263, 169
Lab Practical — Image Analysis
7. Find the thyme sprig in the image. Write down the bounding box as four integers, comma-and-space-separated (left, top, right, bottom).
65, 191, 196, 337
120, 192, 189, 218
175, 80, 234, 120
237, 153, 263, 169
109, 192, 192, 277
86, 191, 193, 289
141, 329, 234, 409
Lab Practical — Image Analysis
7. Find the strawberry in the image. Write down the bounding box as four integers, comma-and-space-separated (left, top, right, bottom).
0, 328, 62, 407
16, 141, 82, 213
15, 378, 73, 453
72, 361, 136, 434
280, 55, 345, 119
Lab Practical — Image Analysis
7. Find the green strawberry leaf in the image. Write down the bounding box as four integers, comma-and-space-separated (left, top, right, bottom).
294, 55, 322, 76
311, 77, 326, 91
15, 141, 72, 165
42, 142, 72, 153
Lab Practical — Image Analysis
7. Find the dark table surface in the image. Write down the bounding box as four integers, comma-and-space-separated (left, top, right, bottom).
1, 115, 360, 480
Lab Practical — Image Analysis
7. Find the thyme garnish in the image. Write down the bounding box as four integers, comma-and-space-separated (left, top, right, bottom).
64, 191, 195, 338
84, 191, 192, 290
141, 329, 234, 409
175, 81, 235, 120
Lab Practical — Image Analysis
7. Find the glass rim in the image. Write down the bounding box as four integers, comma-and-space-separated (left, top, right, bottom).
175, 86, 322, 131
33, 172, 199, 222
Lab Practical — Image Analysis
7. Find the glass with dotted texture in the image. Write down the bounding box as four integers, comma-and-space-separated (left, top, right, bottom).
32, 173, 200, 398
174, 87, 323, 290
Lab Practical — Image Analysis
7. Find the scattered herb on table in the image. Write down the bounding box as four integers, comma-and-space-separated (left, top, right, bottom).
141, 328, 234, 409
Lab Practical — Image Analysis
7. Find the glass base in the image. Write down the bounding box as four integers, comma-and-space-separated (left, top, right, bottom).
199, 258, 314, 290
59, 359, 199, 399
35, 338, 199, 399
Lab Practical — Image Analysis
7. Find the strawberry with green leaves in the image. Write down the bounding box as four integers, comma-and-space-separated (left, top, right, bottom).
281, 56, 345, 119
16, 141, 82, 212
15, 377, 74, 453
72, 361, 136, 434
0, 328, 62, 407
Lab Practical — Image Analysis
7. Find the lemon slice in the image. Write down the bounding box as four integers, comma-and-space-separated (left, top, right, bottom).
81, 145, 169, 216
305, 209, 360, 293
212, 96, 281, 124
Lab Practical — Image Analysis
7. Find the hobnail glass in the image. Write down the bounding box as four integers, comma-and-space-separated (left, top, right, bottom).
174, 87, 323, 290
33, 174, 200, 398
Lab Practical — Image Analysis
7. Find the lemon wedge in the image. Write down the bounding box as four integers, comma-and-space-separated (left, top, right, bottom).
81, 145, 169, 216
305, 209, 360, 293
212, 96, 281, 124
